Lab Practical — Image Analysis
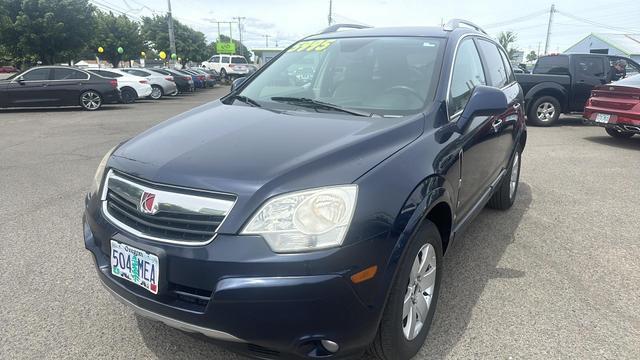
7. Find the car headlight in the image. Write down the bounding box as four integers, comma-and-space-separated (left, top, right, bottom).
89, 146, 116, 197
241, 185, 358, 253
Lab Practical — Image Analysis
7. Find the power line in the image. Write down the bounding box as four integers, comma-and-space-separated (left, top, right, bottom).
555, 10, 640, 33
483, 9, 548, 29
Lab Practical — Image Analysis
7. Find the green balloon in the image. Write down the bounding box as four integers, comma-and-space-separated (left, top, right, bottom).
117, 47, 124, 54
171, 53, 177, 60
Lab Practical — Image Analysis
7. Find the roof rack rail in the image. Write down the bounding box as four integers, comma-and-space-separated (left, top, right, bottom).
320, 23, 370, 34
443, 19, 487, 35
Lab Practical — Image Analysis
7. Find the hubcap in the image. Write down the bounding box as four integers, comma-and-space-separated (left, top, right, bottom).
509, 151, 520, 199
151, 87, 161, 99
536, 102, 555, 122
81, 92, 101, 110
402, 243, 436, 341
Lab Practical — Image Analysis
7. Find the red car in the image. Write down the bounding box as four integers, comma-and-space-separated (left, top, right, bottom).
584, 74, 640, 138
0, 66, 18, 73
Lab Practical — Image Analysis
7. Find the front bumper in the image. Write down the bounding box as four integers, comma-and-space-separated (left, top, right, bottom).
83, 197, 384, 358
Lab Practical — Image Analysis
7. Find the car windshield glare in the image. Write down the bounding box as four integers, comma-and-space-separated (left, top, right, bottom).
239, 36, 444, 116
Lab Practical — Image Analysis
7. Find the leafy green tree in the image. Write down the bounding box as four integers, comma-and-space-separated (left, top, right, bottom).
0, 0, 95, 65
497, 31, 518, 61
207, 35, 252, 62
140, 15, 208, 63
526, 50, 537, 62
93, 10, 146, 67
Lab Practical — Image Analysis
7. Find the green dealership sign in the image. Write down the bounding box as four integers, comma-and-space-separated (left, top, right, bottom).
216, 42, 236, 54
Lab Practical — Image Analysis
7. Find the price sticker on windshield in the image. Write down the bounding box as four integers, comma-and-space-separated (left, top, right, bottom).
288, 39, 335, 52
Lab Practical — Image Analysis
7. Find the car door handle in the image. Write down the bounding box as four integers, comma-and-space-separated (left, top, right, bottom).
512, 103, 521, 111
492, 119, 503, 128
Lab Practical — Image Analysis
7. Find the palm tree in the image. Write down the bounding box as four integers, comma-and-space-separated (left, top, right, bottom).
497, 31, 518, 61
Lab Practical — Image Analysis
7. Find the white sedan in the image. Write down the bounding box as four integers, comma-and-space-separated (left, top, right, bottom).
120, 68, 178, 99
86, 68, 153, 103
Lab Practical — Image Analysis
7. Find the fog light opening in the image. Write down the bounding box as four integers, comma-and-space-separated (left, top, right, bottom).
321, 339, 339, 353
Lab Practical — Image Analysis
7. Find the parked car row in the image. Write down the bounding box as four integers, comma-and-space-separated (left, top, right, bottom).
0, 65, 220, 110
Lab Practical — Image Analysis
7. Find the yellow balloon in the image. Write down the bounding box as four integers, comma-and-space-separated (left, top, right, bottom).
141, 51, 146, 57
159, 51, 167, 60
97, 47, 104, 53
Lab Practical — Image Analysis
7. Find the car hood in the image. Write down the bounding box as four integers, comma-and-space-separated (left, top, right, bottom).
108, 101, 423, 225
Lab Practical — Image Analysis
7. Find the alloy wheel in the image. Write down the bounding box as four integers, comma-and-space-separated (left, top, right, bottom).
402, 243, 437, 341
536, 102, 555, 122
509, 151, 520, 199
81, 91, 101, 110
150, 87, 162, 99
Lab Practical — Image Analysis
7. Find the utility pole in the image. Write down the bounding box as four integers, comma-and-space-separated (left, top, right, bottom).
167, 0, 177, 65
233, 17, 246, 47
263, 34, 271, 47
537, 42, 541, 58
544, 4, 555, 55
328, 0, 333, 26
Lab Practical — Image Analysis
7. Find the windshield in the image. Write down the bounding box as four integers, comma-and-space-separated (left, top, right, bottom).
239, 36, 444, 116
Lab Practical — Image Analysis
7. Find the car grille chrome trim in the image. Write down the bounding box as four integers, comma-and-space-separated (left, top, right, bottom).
101, 169, 236, 245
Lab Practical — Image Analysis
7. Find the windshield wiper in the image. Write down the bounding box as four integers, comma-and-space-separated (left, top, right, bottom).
228, 94, 261, 107
270, 96, 373, 117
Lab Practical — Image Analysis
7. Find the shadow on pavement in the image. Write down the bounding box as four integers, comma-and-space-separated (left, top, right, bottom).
0, 105, 131, 113
583, 135, 640, 151
136, 184, 532, 360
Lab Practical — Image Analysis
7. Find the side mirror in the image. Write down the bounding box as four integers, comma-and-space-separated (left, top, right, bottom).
230, 77, 247, 92
17, 76, 25, 84
456, 85, 508, 132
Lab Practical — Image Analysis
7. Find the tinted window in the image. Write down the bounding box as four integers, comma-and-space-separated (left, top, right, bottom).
129, 69, 150, 77
575, 57, 605, 78
231, 57, 247, 64
53, 68, 87, 80
22, 68, 50, 81
221, 56, 230, 63
534, 55, 570, 75
148, 68, 170, 75
449, 39, 486, 116
476, 39, 508, 88
212, 56, 220, 62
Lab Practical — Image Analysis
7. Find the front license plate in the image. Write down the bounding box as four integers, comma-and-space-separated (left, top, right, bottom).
595, 113, 611, 123
110, 240, 159, 294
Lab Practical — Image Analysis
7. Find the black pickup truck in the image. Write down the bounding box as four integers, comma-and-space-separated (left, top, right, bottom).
515, 53, 640, 126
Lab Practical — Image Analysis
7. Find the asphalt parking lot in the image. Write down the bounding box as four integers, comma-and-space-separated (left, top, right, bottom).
1, 86, 639, 359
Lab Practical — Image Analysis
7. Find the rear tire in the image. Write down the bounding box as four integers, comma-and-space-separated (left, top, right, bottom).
121, 88, 136, 104
605, 127, 634, 138
369, 220, 443, 360
527, 96, 561, 126
488, 150, 521, 210
149, 85, 163, 100
79, 90, 102, 111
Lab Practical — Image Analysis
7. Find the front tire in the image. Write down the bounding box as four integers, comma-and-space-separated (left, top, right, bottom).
488, 150, 521, 210
369, 220, 443, 360
528, 96, 561, 126
605, 127, 634, 138
79, 90, 102, 111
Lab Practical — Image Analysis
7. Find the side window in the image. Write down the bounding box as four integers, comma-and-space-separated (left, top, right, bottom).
575, 57, 605, 78
212, 56, 220, 63
610, 57, 640, 77
498, 46, 515, 83
534, 55, 570, 75
53, 68, 87, 80
22, 68, 51, 81
476, 39, 508, 88
221, 56, 230, 64
449, 39, 486, 116
130, 70, 149, 77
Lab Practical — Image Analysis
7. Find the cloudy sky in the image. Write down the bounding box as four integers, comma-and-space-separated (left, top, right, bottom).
99, 0, 639, 54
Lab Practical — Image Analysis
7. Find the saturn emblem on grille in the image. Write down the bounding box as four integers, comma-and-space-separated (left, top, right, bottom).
139, 192, 159, 215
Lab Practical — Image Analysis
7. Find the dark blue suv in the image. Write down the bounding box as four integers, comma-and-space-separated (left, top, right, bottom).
84, 19, 526, 359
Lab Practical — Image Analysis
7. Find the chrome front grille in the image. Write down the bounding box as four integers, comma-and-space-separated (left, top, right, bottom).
101, 170, 236, 245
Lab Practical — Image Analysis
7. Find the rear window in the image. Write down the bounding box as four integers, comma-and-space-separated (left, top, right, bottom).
533, 55, 570, 75
231, 57, 247, 64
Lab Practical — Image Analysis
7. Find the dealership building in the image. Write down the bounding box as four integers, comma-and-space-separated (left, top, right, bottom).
565, 33, 640, 63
